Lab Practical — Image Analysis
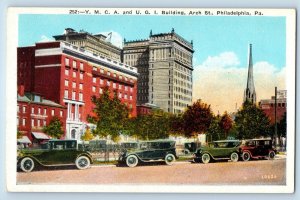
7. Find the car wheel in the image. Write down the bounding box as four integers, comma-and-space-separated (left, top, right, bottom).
165, 154, 176, 165
75, 156, 90, 170
126, 155, 138, 167
268, 151, 276, 160
20, 157, 35, 172
230, 152, 239, 162
242, 152, 251, 161
201, 153, 210, 164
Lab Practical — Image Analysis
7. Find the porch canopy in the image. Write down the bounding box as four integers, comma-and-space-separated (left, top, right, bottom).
17, 136, 32, 144
31, 132, 51, 140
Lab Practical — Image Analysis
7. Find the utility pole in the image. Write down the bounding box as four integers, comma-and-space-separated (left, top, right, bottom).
274, 87, 278, 147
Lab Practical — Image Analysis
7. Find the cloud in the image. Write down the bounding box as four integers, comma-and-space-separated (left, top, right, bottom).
193, 52, 286, 115
98, 31, 123, 48
39, 35, 53, 42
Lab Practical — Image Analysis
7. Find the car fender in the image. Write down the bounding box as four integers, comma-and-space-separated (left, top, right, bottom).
126, 153, 143, 161
201, 151, 215, 160
242, 150, 253, 158
18, 155, 44, 166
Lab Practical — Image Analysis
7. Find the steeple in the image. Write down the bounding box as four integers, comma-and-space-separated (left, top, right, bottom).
244, 44, 256, 104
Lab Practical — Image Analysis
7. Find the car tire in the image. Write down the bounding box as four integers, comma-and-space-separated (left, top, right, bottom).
201, 153, 210, 164
242, 152, 251, 161
20, 157, 35, 172
126, 155, 139, 167
230, 152, 239, 162
268, 151, 276, 160
75, 156, 90, 170
165, 154, 176, 165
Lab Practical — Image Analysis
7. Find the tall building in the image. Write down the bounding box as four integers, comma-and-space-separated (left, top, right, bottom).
123, 29, 194, 113
244, 44, 256, 104
18, 41, 138, 140
53, 28, 122, 61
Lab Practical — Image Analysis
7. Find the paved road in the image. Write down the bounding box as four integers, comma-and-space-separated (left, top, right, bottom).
17, 158, 286, 185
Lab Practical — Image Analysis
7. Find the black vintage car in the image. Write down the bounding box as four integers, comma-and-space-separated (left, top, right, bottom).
118, 140, 178, 167
17, 140, 93, 172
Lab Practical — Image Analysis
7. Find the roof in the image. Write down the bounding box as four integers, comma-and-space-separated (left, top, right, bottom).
17, 136, 32, 144
32, 132, 51, 140
212, 140, 240, 143
17, 93, 65, 108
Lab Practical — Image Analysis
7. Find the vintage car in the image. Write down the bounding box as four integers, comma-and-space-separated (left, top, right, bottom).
193, 140, 241, 164
17, 139, 93, 172
240, 138, 276, 161
118, 140, 178, 167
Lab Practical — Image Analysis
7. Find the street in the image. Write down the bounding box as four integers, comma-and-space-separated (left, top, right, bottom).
17, 157, 286, 185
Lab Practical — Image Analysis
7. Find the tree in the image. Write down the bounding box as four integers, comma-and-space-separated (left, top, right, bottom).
182, 99, 214, 138
234, 102, 271, 139
81, 128, 94, 141
206, 117, 222, 142
17, 129, 22, 139
43, 116, 64, 139
87, 87, 129, 142
219, 112, 233, 139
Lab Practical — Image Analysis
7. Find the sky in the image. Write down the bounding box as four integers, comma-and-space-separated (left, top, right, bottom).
18, 14, 286, 114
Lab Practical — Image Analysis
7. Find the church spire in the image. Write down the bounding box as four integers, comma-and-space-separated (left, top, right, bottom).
244, 44, 256, 104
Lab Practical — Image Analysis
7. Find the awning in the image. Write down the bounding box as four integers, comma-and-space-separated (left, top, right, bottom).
32, 132, 51, 140
17, 136, 32, 144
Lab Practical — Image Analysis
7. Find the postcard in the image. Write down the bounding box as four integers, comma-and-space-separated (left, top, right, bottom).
6, 7, 295, 193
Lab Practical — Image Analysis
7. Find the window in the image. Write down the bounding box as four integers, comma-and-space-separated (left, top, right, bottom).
23, 106, 26, 113
92, 86, 96, 92
73, 71, 76, 78
100, 69, 104, 73
31, 107, 34, 114
93, 67, 97, 71
60, 110, 63, 117
65, 69, 69, 76
72, 82, 76, 88
99, 88, 103, 94
38, 108, 41, 115
119, 84, 122, 89
107, 81, 110, 86
113, 82, 116, 88
107, 71, 111, 76
79, 93, 83, 101
37, 119, 41, 127
43, 120, 46, 126
22, 118, 26, 126
130, 95, 133, 100
64, 90, 69, 98
51, 109, 55, 116
93, 77, 96, 83
119, 75, 123, 80
125, 86, 128, 91
113, 73, 116, 77
118, 93, 122, 98
124, 94, 128, 99
73, 60, 77, 68
65, 58, 69, 66
100, 79, 104, 84
80, 73, 83, 80
44, 108, 47, 115
79, 83, 83, 90
31, 119, 34, 127
125, 77, 128, 81
65, 80, 69, 87
17, 105, 20, 113
72, 91, 76, 100
130, 87, 133, 92
80, 62, 84, 70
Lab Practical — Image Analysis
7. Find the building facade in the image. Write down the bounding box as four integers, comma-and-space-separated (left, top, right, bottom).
123, 29, 194, 113
259, 90, 287, 124
18, 41, 138, 140
53, 28, 122, 62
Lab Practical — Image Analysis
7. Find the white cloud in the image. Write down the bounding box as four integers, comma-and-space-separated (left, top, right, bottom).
39, 35, 53, 42
193, 52, 286, 115
99, 31, 123, 48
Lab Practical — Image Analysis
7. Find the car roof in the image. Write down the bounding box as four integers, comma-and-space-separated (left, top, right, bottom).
139, 139, 175, 143
49, 139, 77, 142
244, 138, 272, 141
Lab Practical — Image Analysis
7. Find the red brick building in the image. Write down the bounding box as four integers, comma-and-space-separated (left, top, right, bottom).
259, 90, 287, 124
18, 41, 138, 140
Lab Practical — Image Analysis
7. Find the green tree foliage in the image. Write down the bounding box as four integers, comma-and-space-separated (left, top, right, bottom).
128, 110, 172, 140
234, 102, 271, 139
17, 129, 22, 139
81, 128, 94, 141
182, 99, 214, 137
219, 111, 233, 139
206, 116, 222, 142
87, 87, 129, 142
277, 112, 287, 138
43, 116, 64, 139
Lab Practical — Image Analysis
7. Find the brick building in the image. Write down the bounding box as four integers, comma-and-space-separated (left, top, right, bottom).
259, 90, 287, 124
17, 41, 138, 140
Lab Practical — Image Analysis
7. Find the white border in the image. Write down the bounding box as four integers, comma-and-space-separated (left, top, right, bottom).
6, 7, 296, 193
